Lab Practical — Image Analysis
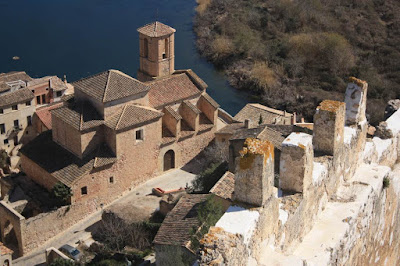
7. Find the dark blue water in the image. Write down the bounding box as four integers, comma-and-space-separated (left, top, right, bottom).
0, 0, 248, 115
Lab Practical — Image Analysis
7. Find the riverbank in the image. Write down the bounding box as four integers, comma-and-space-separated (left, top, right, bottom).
194, 0, 400, 124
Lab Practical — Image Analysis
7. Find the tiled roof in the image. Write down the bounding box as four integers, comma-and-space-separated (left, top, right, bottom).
234, 103, 293, 125
201, 93, 220, 109
216, 122, 245, 135
210, 171, 235, 200
137, 21, 176, 37
20, 131, 116, 187
50, 76, 68, 91
106, 104, 163, 131
51, 101, 104, 131
0, 241, 13, 255
164, 106, 182, 120
257, 126, 286, 150
153, 194, 208, 246
183, 100, 201, 114
148, 73, 203, 109
35, 102, 64, 130
230, 126, 265, 141
0, 88, 34, 107
73, 70, 148, 103
0, 71, 32, 92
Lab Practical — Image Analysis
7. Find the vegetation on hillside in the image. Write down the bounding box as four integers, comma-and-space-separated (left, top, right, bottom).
192, 161, 228, 193
194, 0, 400, 124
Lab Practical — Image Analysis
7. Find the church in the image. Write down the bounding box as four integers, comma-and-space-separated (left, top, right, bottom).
20, 21, 220, 208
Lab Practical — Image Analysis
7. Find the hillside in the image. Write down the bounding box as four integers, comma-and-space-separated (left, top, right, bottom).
194, 0, 400, 124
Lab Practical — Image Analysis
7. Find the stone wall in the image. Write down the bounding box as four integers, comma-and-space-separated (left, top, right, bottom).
198, 78, 400, 266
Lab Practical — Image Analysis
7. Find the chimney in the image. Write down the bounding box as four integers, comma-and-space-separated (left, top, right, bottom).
244, 119, 251, 129
63, 75, 67, 84
301, 117, 305, 123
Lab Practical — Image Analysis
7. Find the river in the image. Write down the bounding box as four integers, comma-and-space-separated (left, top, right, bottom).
0, 0, 248, 115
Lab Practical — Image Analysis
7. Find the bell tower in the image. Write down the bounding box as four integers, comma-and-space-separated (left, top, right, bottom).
137, 21, 176, 82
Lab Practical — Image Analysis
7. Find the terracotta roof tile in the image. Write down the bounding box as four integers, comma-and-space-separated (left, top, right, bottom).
35, 102, 64, 130
0, 242, 13, 255
183, 100, 201, 114
0, 71, 32, 92
51, 101, 104, 131
20, 131, 116, 186
210, 171, 235, 200
137, 21, 176, 37
153, 194, 208, 246
0, 88, 34, 107
164, 106, 182, 120
234, 103, 293, 125
73, 70, 148, 103
147, 73, 203, 109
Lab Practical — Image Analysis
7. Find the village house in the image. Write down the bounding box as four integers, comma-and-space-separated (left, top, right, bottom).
0, 242, 12, 266
18, 21, 219, 219
0, 72, 70, 154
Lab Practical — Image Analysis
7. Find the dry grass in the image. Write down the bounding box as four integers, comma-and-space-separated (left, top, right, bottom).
211, 35, 234, 60
251, 62, 278, 89
196, 0, 212, 14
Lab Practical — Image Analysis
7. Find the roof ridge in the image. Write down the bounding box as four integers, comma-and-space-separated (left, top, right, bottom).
102, 70, 112, 102
72, 70, 108, 85
115, 104, 128, 130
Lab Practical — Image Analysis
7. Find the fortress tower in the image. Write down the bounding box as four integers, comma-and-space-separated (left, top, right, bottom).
137, 21, 176, 82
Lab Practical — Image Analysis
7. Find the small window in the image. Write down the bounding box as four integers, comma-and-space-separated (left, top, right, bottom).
13, 136, 18, 145
12, 105, 18, 110
135, 129, 143, 141
36, 95, 41, 104
26, 101, 31, 106
56, 91, 62, 97
109, 176, 114, 184
3, 139, 8, 144
46, 87, 49, 91
27, 116, 32, 126
0, 109, 3, 114
14, 120, 19, 128
42, 94, 46, 103
81, 186, 87, 195
31, 89, 35, 93
0, 124, 5, 134
162, 53, 167, 59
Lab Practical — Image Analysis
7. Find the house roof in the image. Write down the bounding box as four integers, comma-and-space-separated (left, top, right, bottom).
20, 131, 116, 187
216, 122, 245, 135
51, 101, 104, 131
257, 126, 286, 150
164, 106, 182, 121
210, 171, 235, 200
0, 88, 34, 108
73, 70, 148, 103
27, 76, 67, 91
137, 21, 176, 38
35, 102, 64, 130
0, 71, 32, 92
183, 100, 201, 114
0, 242, 13, 255
234, 103, 293, 125
153, 194, 209, 247
105, 104, 163, 131
147, 72, 203, 109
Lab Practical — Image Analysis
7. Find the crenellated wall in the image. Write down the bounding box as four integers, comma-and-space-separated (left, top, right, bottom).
199, 78, 400, 266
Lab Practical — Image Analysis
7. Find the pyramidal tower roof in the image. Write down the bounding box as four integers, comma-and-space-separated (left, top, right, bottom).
137, 21, 176, 38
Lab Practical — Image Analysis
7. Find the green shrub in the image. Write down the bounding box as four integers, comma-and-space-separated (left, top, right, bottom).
383, 177, 390, 189
190, 195, 224, 251
191, 161, 228, 193
0, 149, 9, 169
49, 258, 75, 266
50, 182, 72, 207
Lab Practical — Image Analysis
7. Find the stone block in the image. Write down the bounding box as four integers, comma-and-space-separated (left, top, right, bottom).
345, 77, 368, 126
280, 132, 313, 193
313, 100, 345, 156
234, 138, 274, 207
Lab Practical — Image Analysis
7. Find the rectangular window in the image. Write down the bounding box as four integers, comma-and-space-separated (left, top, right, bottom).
12, 105, 18, 110
3, 139, 8, 145
13, 136, 18, 145
14, 120, 19, 128
0, 124, 5, 134
42, 94, 46, 104
0, 109, 3, 114
135, 129, 143, 141
27, 116, 32, 126
36, 95, 41, 104
56, 91, 62, 97
81, 186, 87, 195
109, 176, 114, 184
26, 101, 31, 106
